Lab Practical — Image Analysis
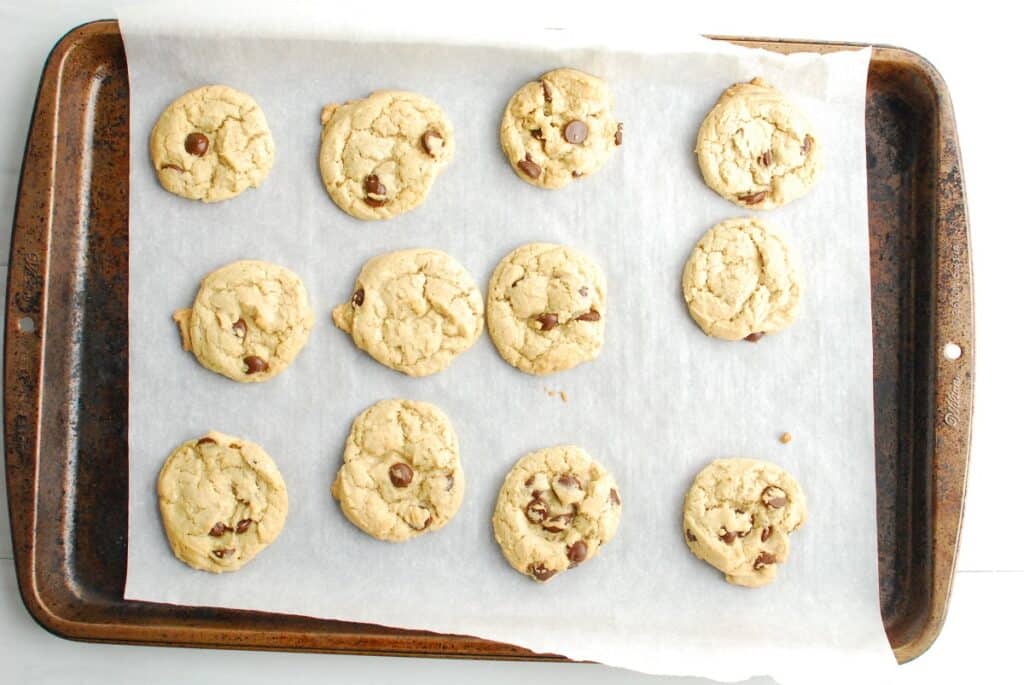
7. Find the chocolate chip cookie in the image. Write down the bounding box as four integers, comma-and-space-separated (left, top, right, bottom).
486, 242, 606, 375
683, 458, 807, 587
149, 85, 275, 202
332, 249, 483, 376
331, 399, 465, 542
681, 217, 803, 341
173, 260, 315, 383
696, 78, 820, 209
319, 90, 454, 220
158, 431, 288, 573
492, 445, 621, 582
500, 68, 623, 189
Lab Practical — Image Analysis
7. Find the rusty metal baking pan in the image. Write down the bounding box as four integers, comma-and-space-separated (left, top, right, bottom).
4, 20, 973, 664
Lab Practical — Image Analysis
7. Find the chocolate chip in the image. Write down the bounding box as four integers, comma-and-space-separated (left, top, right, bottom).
525, 497, 548, 524
232, 318, 247, 338
197, 437, 216, 446
421, 129, 444, 157
567, 540, 588, 564
212, 548, 235, 559
758, 150, 773, 166
761, 526, 773, 542
754, 551, 777, 570
525, 475, 535, 487
351, 288, 365, 306
229, 443, 241, 449
389, 462, 414, 488
445, 473, 454, 491
557, 474, 581, 490
685, 529, 697, 542
543, 512, 575, 533
761, 486, 788, 509
738, 191, 767, 205
720, 531, 737, 544
571, 170, 583, 178
610, 488, 621, 505
209, 522, 230, 537
744, 332, 765, 342
417, 513, 434, 530
363, 174, 387, 206
802, 135, 812, 154
184, 132, 209, 156
529, 562, 557, 581
243, 356, 268, 374
160, 163, 185, 172
518, 155, 542, 179
537, 312, 558, 331
575, 309, 601, 322
540, 80, 552, 102
563, 119, 589, 144
363, 174, 385, 195
235, 518, 253, 534
530, 129, 544, 140
614, 123, 623, 146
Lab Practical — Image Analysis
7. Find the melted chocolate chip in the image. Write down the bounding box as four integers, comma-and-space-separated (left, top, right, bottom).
197, 437, 216, 446
761, 526, 773, 542
610, 488, 621, 505
537, 313, 559, 331
525, 497, 548, 524
243, 356, 268, 374
421, 129, 444, 157
685, 529, 697, 542
575, 309, 601, 322
445, 473, 455, 491
529, 562, 557, 581
578, 286, 589, 297
389, 462, 414, 488
761, 486, 788, 509
738, 191, 767, 205
232, 318, 247, 338
557, 474, 581, 490
184, 132, 209, 156
235, 518, 253, 534
352, 288, 365, 306
209, 522, 231, 537
720, 531, 737, 544
363, 174, 387, 206
567, 540, 588, 564
530, 128, 544, 140
212, 548, 235, 559
754, 551, 777, 570
758, 150, 773, 166
744, 332, 765, 343
614, 123, 623, 146
518, 156, 542, 179
563, 119, 589, 144
540, 80, 552, 102
525, 475, 535, 487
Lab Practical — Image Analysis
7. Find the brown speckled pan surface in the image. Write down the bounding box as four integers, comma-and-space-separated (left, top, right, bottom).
4, 21, 972, 665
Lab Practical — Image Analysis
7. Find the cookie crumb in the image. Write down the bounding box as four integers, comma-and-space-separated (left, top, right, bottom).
779, 432, 792, 444
545, 387, 557, 398
559, 390, 568, 403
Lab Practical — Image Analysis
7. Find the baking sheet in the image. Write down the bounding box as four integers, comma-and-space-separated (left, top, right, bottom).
120, 4, 892, 682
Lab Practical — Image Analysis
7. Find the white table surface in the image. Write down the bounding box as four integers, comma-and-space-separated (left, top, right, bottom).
2, 1, 1018, 682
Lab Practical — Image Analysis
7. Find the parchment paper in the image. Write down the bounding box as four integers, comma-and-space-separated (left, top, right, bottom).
121, 4, 892, 681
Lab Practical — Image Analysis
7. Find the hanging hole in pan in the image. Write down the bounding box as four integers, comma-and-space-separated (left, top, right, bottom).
942, 342, 962, 361
17, 317, 36, 333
